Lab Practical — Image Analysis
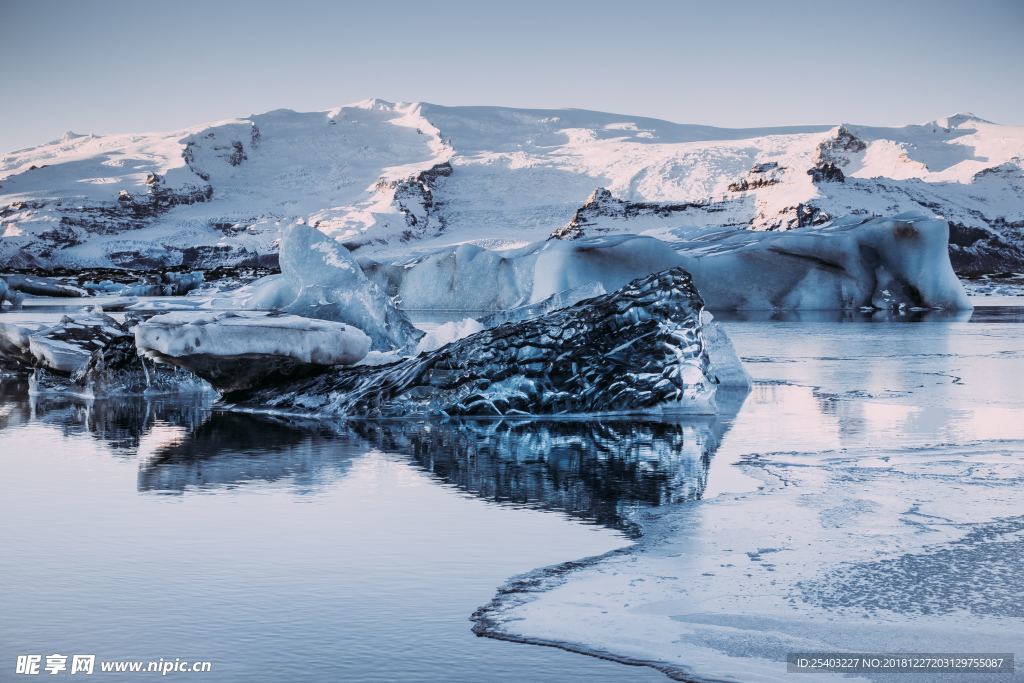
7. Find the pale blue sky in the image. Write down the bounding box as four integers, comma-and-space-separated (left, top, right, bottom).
1, 0, 1021, 152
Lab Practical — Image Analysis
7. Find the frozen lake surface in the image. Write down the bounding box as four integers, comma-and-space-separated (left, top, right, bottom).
479, 308, 1024, 682
1, 299, 1022, 681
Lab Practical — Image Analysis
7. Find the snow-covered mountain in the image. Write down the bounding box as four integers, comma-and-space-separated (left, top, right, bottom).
2, 99, 1022, 275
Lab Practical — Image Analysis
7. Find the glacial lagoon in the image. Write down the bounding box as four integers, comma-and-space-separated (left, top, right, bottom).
2, 299, 1023, 681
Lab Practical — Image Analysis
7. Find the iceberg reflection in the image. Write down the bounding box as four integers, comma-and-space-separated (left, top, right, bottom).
0, 376, 744, 529
137, 392, 745, 529
138, 412, 362, 494
0, 381, 211, 454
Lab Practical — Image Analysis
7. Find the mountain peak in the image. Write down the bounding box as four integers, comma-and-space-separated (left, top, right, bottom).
931, 112, 992, 129
351, 98, 399, 112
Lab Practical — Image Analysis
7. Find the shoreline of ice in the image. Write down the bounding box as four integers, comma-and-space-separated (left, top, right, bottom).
469, 317, 1024, 682
473, 441, 1024, 682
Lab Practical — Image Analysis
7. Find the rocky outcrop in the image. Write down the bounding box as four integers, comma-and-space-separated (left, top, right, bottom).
948, 220, 1024, 276
0, 174, 214, 265
807, 161, 845, 183
784, 203, 832, 229
183, 123, 261, 179
550, 188, 720, 240
377, 161, 453, 241
815, 125, 867, 167
728, 162, 785, 192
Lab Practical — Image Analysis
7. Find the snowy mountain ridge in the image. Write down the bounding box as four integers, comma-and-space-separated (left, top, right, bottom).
2, 99, 1022, 274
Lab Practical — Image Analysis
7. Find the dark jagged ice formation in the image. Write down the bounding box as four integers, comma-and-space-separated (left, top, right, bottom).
230, 267, 716, 417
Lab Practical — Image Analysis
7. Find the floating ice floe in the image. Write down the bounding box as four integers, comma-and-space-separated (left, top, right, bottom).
237, 223, 422, 352
0, 320, 45, 369
18, 312, 131, 375
0, 274, 87, 298
699, 311, 751, 389
363, 214, 970, 312
0, 312, 209, 396
0, 277, 25, 309
136, 310, 371, 392
84, 271, 206, 297
228, 267, 721, 417
668, 213, 970, 311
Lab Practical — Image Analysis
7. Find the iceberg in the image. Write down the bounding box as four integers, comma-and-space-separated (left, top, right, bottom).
364, 235, 682, 311
362, 214, 970, 312
23, 312, 131, 375
0, 312, 191, 395
109, 271, 206, 297
476, 281, 607, 327
0, 277, 25, 309
0, 320, 44, 369
136, 310, 371, 393
0, 274, 88, 298
670, 213, 971, 311
699, 311, 751, 390
240, 223, 422, 352
72, 335, 210, 396
228, 267, 718, 417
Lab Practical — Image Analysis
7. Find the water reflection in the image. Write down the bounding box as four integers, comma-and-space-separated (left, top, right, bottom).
349, 416, 733, 532
138, 406, 742, 531
0, 381, 211, 454
139, 413, 361, 494
0, 376, 745, 530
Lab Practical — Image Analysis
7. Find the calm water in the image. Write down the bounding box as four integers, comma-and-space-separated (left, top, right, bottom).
2, 301, 1022, 682
0, 385, 699, 681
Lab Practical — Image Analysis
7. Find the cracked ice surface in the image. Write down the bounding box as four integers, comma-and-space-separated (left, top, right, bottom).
475, 318, 1024, 682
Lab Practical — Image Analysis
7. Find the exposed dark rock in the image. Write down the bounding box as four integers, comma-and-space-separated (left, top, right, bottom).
785, 203, 832, 229
728, 162, 785, 192
228, 141, 246, 166
551, 188, 719, 240
816, 125, 867, 167
376, 161, 453, 240
948, 221, 1024, 276
182, 142, 210, 181
209, 221, 249, 236
29, 176, 215, 246
807, 161, 846, 183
